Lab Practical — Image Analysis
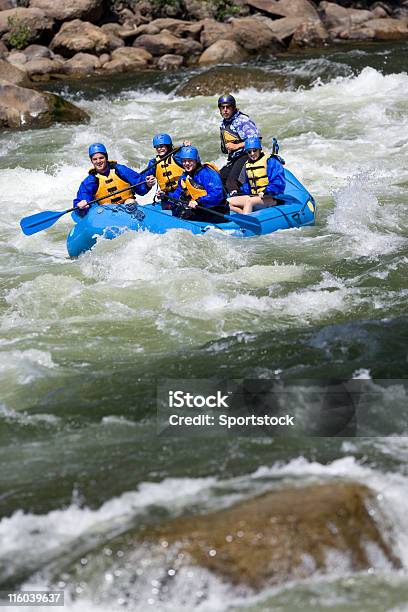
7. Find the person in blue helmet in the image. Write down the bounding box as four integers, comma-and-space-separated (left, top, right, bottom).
218, 94, 261, 194
74, 143, 145, 213
140, 133, 191, 197
228, 136, 286, 214
161, 146, 228, 222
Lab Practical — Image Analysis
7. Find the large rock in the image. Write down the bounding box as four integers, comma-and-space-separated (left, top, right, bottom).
0, 80, 89, 128
23, 44, 52, 60
29, 0, 102, 23
360, 17, 408, 40
148, 18, 203, 39
246, 0, 319, 20
0, 58, 30, 86
263, 16, 304, 43
200, 18, 233, 49
50, 20, 110, 58
344, 18, 408, 40
100, 24, 124, 51
102, 46, 152, 73
157, 53, 183, 70
141, 483, 400, 589
0, 8, 54, 46
198, 39, 249, 65
61, 52, 100, 76
289, 18, 329, 48
176, 65, 286, 96
6, 50, 26, 65
319, 2, 374, 29
230, 16, 279, 51
23, 57, 65, 80
64, 482, 399, 596
134, 30, 202, 57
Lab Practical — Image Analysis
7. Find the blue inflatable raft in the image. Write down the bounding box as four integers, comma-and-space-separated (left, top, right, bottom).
67, 169, 316, 257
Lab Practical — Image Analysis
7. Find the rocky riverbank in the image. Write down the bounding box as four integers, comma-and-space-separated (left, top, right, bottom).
1, 0, 408, 80
1, 0, 408, 128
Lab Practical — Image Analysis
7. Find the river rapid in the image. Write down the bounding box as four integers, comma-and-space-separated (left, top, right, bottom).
0, 42, 408, 611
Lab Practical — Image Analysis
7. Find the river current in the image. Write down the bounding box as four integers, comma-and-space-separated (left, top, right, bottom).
0, 43, 407, 611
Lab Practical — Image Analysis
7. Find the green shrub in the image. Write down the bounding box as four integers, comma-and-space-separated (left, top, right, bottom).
210, 0, 241, 20
7, 16, 31, 50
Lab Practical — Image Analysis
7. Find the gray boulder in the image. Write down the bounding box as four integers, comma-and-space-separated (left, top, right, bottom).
24, 57, 65, 80
100, 24, 125, 51
23, 44, 53, 60
199, 39, 249, 65
50, 20, 110, 58
230, 16, 279, 50
134, 29, 202, 56
29, 0, 102, 23
148, 18, 203, 39
0, 79, 89, 129
343, 17, 408, 41
102, 46, 152, 73
0, 8, 54, 46
0, 58, 30, 86
246, 0, 319, 20
200, 18, 233, 49
62, 52, 100, 76
319, 2, 374, 30
7, 50, 26, 65
157, 53, 184, 70
263, 16, 304, 43
289, 19, 329, 48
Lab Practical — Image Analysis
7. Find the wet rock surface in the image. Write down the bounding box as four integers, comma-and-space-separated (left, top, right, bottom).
141, 482, 400, 589
0, 80, 89, 128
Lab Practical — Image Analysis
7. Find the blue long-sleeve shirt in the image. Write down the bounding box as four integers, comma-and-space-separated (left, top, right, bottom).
73, 163, 144, 207
240, 155, 286, 196
169, 164, 224, 208
138, 150, 184, 196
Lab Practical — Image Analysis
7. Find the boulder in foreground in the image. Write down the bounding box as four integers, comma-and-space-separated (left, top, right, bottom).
0, 80, 89, 129
143, 482, 400, 589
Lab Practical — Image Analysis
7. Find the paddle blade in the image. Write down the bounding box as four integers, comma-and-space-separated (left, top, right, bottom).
230, 213, 262, 235
20, 209, 68, 236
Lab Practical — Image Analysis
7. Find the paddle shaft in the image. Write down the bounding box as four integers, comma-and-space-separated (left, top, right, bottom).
163, 194, 261, 233
163, 194, 230, 221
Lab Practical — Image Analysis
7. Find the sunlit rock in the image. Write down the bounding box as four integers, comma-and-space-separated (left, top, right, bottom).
0, 80, 89, 128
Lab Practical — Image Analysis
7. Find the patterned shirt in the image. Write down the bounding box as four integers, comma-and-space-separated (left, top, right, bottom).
220, 110, 260, 160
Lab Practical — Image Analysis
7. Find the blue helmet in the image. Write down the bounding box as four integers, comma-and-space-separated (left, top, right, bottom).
153, 133, 172, 148
180, 146, 200, 162
218, 94, 236, 108
89, 143, 107, 158
245, 136, 262, 151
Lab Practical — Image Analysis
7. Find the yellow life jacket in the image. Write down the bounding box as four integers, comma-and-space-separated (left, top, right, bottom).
245, 152, 269, 195
89, 161, 133, 204
181, 163, 220, 201
155, 154, 184, 192
220, 125, 243, 154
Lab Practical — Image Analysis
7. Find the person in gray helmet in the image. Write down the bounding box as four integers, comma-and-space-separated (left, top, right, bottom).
218, 94, 261, 195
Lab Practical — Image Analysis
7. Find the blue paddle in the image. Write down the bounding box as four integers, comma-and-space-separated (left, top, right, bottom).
163, 194, 262, 235
20, 148, 181, 236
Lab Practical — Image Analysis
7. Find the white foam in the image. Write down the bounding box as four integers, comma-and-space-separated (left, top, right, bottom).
0, 477, 215, 558
0, 348, 56, 384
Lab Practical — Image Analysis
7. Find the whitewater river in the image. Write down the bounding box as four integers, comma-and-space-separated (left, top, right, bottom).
0, 42, 407, 611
